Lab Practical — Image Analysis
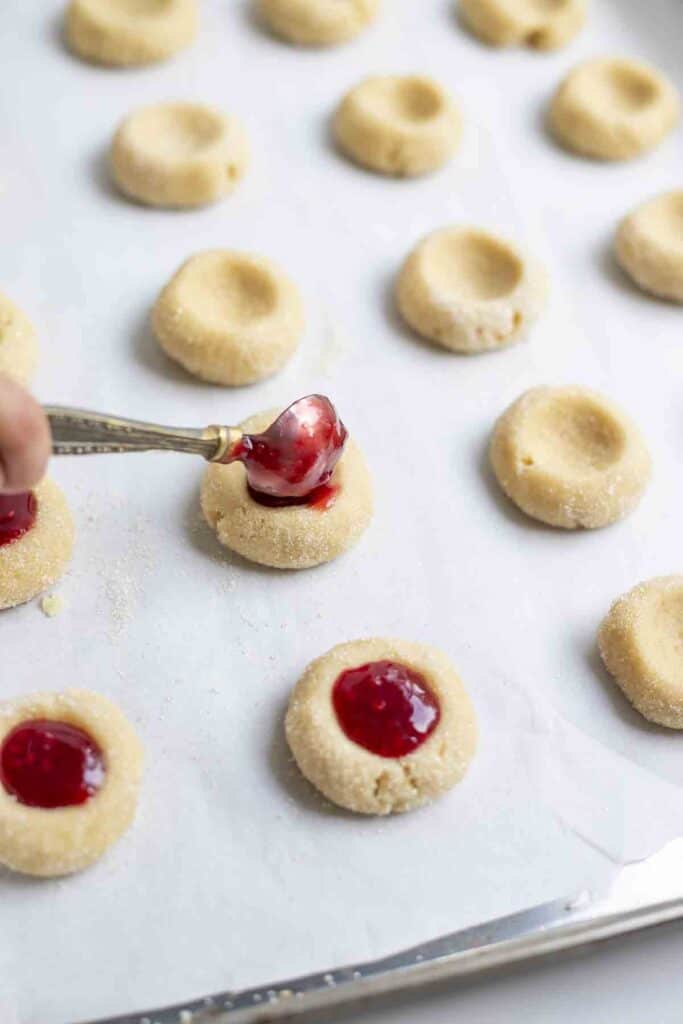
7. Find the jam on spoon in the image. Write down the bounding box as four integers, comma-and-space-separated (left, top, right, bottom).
225, 395, 347, 510
0, 492, 37, 548
0, 719, 105, 809
332, 661, 441, 758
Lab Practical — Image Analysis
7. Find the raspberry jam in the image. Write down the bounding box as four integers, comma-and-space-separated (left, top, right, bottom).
0, 720, 105, 808
229, 395, 347, 507
332, 661, 440, 758
247, 481, 340, 511
0, 492, 37, 548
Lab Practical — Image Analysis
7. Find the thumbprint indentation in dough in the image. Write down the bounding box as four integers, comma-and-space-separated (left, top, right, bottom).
615, 191, 683, 303
460, 0, 584, 50
599, 577, 683, 728
549, 58, 680, 161
333, 75, 461, 177
110, 102, 248, 208
425, 230, 524, 301
489, 386, 651, 529
152, 251, 303, 386
395, 226, 546, 353
525, 393, 626, 473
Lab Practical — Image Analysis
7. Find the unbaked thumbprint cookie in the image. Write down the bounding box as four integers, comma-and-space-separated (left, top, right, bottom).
286, 639, 477, 814
0, 291, 38, 385
65, 0, 197, 67
0, 690, 143, 876
460, 0, 586, 51
489, 386, 651, 529
201, 398, 373, 569
0, 481, 74, 610
257, 0, 380, 46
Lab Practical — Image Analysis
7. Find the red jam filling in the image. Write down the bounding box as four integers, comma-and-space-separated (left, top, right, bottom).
247, 481, 340, 511
0, 492, 37, 548
332, 660, 440, 758
228, 395, 347, 508
0, 720, 105, 809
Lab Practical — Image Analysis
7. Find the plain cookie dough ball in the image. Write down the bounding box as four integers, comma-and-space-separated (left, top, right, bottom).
489, 386, 651, 529
460, 0, 586, 50
549, 57, 680, 161
286, 638, 477, 815
201, 409, 372, 569
0, 292, 38, 385
615, 191, 683, 303
0, 690, 143, 876
110, 103, 248, 209
333, 75, 461, 177
0, 480, 74, 610
599, 577, 683, 728
395, 226, 547, 353
257, 0, 379, 46
152, 251, 303, 385
65, 0, 196, 67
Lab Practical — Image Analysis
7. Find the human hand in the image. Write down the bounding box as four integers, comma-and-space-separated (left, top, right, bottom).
0, 375, 50, 493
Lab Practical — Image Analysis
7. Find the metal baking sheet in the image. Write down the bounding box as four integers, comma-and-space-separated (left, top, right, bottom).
2, 2, 683, 1022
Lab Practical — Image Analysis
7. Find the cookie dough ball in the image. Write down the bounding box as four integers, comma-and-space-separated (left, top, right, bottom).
599, 577, 683, 728
286, 638, 477, 815
257, 0, 379, 46
0, 690, 143, 876
152, 251, 303, 385
201, 409, 372, 569
110, 103, 248, 209
460, 0, 586, 50
396, 227, 547, 353
0, 292, 38, 385
65, 0, 196, 67
615, 191, 683, 303
333, 75, 461, 177
489, 387, 651, 529
0, 480, 74, 610
549, 58, 680, 161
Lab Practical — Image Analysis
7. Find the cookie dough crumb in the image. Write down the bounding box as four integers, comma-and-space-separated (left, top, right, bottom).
40, 594, 65, 618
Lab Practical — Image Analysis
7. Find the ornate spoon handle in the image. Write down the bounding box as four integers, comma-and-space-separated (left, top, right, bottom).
44, 406, 241, 463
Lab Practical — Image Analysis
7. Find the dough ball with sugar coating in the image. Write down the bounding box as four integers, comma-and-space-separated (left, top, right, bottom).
599, 577, 683, 728
257, 0, 379, 46
153, 251, 303, 385
396, 226, 547, 353
615, 191, 683, 303
65, 0, 197, 67
489, 386, 651, 528
110, 102, 248, 209
549, 57, 680, 161
334, 75, 461, 177
0, 292, 38, 385
460, 0, 586, 51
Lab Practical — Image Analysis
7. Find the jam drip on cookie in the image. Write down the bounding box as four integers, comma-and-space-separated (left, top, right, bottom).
228, 395, 347, 509
0, 720, 105, 808
332, 660, 440, 758
0, 492, 37, 548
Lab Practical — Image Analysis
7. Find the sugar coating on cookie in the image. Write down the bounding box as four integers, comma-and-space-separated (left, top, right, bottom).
549, 57, 680, 161
153, 251, 303, 385
285, 638, 477, 815
257, 0, 379, 46
396, 226, 547, 353
0, 690, 143, 876
460, 0, 586, 50
615, 191, 683, 303
489, 386, 651, 529
110, 103, 248, 209
599, 577, 683, 728
0, 480, 74, 610
0, 292, 38, 385
65, 0, 197, 67
201, 409, 372, 569
334, 75, 461, 177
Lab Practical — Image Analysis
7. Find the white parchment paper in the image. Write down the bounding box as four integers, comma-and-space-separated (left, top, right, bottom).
1, 2, 683, 1021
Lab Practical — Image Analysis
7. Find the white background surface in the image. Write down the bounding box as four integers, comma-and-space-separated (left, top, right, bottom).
1, 1, 683, 1022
